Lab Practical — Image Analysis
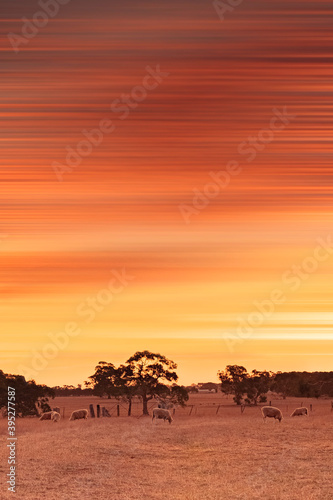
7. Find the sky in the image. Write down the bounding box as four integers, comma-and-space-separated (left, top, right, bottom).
1, 0, 333, 386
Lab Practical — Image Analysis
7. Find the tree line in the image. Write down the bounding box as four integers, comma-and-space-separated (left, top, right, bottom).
218, 365, 333, 405
1, 354, 333, 417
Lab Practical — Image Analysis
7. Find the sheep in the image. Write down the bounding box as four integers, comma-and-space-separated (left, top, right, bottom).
261, 406, 283, 423
51, 411, 61, 422
290, 407, 308, 417
39, 411, 53, 421
152, 408, 173, 424
69, 409, 88, 421
39, 410, 61, 421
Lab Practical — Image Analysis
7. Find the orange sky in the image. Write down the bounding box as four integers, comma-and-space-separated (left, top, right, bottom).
1, 0, 333, 386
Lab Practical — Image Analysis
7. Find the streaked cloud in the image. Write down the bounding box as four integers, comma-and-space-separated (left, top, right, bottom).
1, 0, 333, 384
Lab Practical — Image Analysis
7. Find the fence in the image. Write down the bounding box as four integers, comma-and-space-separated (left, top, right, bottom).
52, 400, 332, 419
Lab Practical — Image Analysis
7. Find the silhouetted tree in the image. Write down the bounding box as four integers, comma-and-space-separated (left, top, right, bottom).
170, 385, 189, 406
270, 371, 294, 398
299, 381, 311, 398
156, 385, 189, 409
114, 364, 137, 416
218, 365, 248, 404
0, 370, 54, 417
125, 351, 178, 415
87, 361, 119, 398
244, 370, 271, 405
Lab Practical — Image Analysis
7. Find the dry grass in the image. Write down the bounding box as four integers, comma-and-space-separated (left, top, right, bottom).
1, 397, 332, 500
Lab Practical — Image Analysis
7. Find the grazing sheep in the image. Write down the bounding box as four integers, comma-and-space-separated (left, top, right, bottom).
290, 407, 308, 417
69, 409, 88, 421
261, 406, 283, 423
152, 408, 173, 424
51, 411, 61, 422
39, 411, 53, 421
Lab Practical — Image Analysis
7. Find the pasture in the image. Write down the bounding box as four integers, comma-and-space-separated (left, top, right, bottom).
1, 396, 332, 500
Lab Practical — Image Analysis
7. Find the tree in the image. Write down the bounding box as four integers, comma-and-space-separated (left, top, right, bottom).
114, 364, 137, 416
244, 370, 271, 405
125, 351, 178, 415
156, 385, 189, 409
170, 385, 189, 406
271, 371, 298, 398
299, 380, 311, 398
218, 366, 271, 406
88, 362, 138, 415
218, 365, 248, 404
87, 361, 118, 399
0, 370, 54, 417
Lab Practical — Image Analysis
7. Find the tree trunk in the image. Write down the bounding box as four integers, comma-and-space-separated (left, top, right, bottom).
128, 398, 132, 417
142, 396, 149, 415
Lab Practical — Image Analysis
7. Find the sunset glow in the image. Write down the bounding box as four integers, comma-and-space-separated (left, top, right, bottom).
1, 0, 333, 386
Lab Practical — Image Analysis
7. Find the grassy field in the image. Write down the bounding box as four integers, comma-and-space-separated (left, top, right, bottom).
40, 393, 333, 419
1, 396, 332, 500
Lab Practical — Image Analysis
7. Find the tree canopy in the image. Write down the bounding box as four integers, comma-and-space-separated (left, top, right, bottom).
87, 361, 119, 399
88, 351, 188, 415
218, 365, 248, 404
0, 370, 54, 417
125, 350, 178, 414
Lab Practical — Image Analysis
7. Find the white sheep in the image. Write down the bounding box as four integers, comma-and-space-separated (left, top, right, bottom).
261, 406, 283, 423
152, 408, 173, 424
69, 409, 88, 421
290, 407, 308, 417
39, 411, 53, 421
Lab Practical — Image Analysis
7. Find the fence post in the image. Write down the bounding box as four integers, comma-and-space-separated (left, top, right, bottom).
216, 405, 220, 415
189, 405, 194, 416
89, 404, 95, 418
97, 405, 100, 418
117, 404, 120, 417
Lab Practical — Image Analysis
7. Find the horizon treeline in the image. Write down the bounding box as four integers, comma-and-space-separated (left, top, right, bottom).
51, 369, 333, 400
1, 356, 333, 417
216, 365, 333, 405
